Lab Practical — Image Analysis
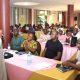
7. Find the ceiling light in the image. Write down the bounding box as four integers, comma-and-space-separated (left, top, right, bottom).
13, 2, 39, 6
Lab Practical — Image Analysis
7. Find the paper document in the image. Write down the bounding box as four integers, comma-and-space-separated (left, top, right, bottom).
34, 62, 52, 70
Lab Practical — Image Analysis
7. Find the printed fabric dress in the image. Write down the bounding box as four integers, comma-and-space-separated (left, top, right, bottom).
21, 40, 38, 55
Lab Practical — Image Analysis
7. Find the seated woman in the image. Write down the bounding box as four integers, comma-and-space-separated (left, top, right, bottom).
10, 28, 24, 50
62, 39, 80, 69
58, 29, 67, 43
62, 39, 80, 80
62, 38, 80, 80
66, 30, 72, 43
21, 32, 38, 55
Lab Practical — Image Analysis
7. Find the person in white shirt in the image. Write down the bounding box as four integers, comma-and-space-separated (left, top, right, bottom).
37, 29, 50, 42
62, 38, 80, 71
73, 28, 78, 37
72, 27, 80, 40
75, 31, 80, 39
74, 24, 79, 31
58, 29, 67, 43
0, 29, 7, 80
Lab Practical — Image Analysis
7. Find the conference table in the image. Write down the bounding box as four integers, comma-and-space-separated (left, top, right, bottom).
28, 67, 78, 80
39, 41, 78, 62
5, 50, 78, 80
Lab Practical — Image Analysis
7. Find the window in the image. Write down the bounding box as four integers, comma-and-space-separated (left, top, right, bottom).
36, 10, 48, 27
14, 8, 18, 24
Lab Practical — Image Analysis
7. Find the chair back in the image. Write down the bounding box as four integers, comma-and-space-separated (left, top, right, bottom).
36, 41, 41, 56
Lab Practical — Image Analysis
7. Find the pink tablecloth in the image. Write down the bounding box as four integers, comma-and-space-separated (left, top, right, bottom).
5, 54, 56, 80
39, 41, 77, 62
61, 45, 77, 62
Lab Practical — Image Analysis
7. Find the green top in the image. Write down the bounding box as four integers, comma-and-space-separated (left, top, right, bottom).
10, 35, 24, 50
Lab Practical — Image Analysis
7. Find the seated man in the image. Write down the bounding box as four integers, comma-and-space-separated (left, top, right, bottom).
62, 38, 80, 71
10, 28, 24, 50
42, 30, 63, 60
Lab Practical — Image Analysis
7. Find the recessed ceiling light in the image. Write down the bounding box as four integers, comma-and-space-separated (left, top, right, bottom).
13, 2, 39, 6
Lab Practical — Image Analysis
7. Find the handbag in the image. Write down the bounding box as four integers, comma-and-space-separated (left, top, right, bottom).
4, 52, 13, 59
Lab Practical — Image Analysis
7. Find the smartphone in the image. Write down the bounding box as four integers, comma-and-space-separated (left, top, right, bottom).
56, 64, 61, 68
15, 52, 25, 55
57, 67, 68, 72
57, 66, 72, 72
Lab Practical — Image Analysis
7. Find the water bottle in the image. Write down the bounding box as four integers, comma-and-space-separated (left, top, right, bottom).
27, 52, 32, 65
7, 43, 10, 50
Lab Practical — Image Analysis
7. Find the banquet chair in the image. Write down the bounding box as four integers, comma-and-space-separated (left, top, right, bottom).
36, 41, 41, 56
35, 31, 44, 39
70, 52, 77, 61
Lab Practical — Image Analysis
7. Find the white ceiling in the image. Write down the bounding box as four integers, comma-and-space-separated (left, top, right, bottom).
10, 0, 80, 11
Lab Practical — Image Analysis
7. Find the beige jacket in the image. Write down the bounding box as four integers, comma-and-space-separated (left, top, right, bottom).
0, 38, 7, 80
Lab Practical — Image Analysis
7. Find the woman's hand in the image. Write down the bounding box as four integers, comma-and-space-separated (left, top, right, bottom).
25, 40, 30, 47
62, 61, 72, 67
